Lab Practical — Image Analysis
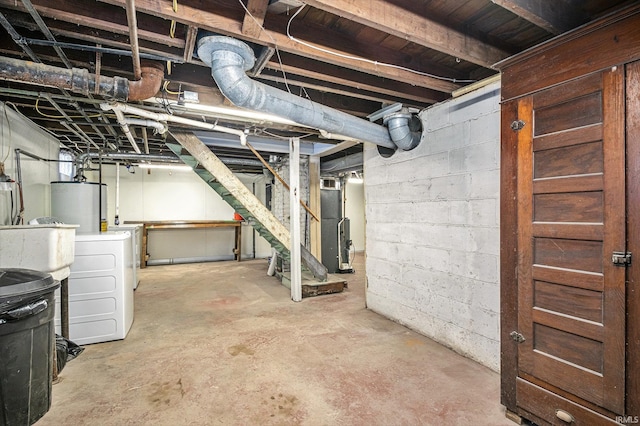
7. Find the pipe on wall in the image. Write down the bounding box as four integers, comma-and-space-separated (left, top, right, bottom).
196, 36, 421, 152
77, 152, 263, 169
113, 109, 142, 153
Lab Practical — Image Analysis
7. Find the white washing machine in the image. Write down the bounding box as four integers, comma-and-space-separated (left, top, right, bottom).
109, 224, 142, 289
54, 231, 134, 345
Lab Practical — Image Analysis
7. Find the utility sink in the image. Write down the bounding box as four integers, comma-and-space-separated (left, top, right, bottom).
0, 224, 78, 280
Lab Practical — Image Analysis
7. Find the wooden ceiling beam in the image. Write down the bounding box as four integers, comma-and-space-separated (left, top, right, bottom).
242, 0, 269, 39
491, 0, 588, 35
183, 25, 198, 62
257, 69, 430, 110
96, 0, 461, 93
3, 9, 179, 56
264, 57, 447, 104
0, 0, 184, 48
303, 0, 509, 68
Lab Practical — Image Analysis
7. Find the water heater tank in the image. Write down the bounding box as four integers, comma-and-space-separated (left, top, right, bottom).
51, 182, 107, 234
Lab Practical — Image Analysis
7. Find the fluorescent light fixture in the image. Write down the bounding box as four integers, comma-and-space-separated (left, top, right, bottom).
136, 163, 192, 171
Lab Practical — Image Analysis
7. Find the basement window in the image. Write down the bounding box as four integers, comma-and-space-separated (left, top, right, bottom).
58, 150, 74, 181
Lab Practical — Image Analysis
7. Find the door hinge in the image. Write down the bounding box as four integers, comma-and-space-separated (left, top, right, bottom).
612, 251, 632, 266
510, 120, 526, 131
510, 331, 526, 343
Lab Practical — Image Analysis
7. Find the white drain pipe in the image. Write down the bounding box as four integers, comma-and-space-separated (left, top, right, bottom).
100, 102, 248, 145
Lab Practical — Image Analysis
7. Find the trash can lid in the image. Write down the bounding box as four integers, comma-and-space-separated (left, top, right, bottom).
0, 269, 58, 311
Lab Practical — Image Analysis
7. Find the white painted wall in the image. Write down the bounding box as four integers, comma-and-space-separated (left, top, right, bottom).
344, 180, 365, 252
93, 164, 272, 263
0, 103, 61, 225
364, 81, 501, 371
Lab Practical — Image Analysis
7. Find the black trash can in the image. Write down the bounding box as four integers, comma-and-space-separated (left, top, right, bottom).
0, 268, 60, 426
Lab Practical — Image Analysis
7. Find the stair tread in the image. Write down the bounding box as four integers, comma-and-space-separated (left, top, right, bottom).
167, 136, 327, 280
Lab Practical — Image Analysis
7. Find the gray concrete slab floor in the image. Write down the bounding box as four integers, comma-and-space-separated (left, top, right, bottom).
38, 253, 512, 425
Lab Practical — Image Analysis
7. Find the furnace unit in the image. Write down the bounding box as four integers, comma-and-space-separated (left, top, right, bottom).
320, 179, 353, 274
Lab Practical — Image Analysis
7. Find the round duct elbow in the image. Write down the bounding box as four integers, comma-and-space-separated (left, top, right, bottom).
384, 112, 422, 151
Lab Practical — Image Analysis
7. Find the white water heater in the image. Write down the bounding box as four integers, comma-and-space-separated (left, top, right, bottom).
51, 181, 107, 234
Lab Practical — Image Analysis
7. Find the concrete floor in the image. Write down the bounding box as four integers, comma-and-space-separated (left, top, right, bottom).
38, 254, 512, 425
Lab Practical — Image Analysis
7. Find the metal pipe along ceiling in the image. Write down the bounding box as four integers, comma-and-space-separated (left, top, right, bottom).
197, 36, 420, 151
0, 56, 163, 102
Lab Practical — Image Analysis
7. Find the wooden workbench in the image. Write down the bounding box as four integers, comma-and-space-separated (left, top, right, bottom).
126, 220, 242, 268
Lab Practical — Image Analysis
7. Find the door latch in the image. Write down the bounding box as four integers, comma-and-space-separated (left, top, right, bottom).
510, 331, 526, 343
612, 251, 632, 266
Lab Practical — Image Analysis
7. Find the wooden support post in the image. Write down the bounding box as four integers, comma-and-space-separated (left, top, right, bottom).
235, 225, 242, 261
290, 137, 302, 302
309, 155, 322, 259
60, 277, 69, 339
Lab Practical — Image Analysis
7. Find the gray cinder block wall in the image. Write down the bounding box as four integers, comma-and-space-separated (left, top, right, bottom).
364, 81, 501, 371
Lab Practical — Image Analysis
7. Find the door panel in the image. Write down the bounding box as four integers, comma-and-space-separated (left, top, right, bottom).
517, 69, 626, 414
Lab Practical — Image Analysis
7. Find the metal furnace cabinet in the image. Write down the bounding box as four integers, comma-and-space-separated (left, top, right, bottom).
496, 5, 640, 425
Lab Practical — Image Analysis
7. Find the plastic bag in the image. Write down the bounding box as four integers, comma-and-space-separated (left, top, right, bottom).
55, 334, 84, 373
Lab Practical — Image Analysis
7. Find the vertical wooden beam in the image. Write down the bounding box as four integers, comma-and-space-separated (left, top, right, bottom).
290, 137, 302, 302
241, 0, 269, 39
183, 25, 198, 63
625, 59, 640, 417
500, 98, 520, 412
309, 155, 322, 259
601, 65, 626, 414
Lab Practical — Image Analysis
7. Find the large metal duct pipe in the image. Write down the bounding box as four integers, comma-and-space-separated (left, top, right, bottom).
0, 56, 163, 101
384, 112, 422, 151
197, 36, 420, 151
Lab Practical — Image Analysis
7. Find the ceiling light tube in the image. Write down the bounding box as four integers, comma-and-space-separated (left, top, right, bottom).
136, 163, 192, 171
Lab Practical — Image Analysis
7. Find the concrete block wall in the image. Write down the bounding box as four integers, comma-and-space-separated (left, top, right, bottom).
364, 81, 501, 371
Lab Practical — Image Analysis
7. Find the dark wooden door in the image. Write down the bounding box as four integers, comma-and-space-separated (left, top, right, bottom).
516, 67, 626, 414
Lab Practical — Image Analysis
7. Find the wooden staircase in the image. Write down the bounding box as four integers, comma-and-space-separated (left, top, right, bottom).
167, 131, 329, 283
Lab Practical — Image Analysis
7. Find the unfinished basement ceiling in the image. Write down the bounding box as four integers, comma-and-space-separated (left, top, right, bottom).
0, 0, 631, 172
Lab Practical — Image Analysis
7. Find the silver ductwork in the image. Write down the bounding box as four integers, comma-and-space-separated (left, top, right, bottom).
384, 112, 422, 151
197, 36, 421, 152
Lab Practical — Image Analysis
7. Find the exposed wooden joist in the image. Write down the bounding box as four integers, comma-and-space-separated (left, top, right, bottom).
303, 0, 509, 68
491, 0, 588, 35
249, 46, 275, 77
96, 0, 461, 93
183, 25, 198, 62
241, 0, 269, 39
265, 54, 448, 104
2, 9, 185, 62
271, 12, 467, 87
0, 0, 185, 49
258, 70, 428, 109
